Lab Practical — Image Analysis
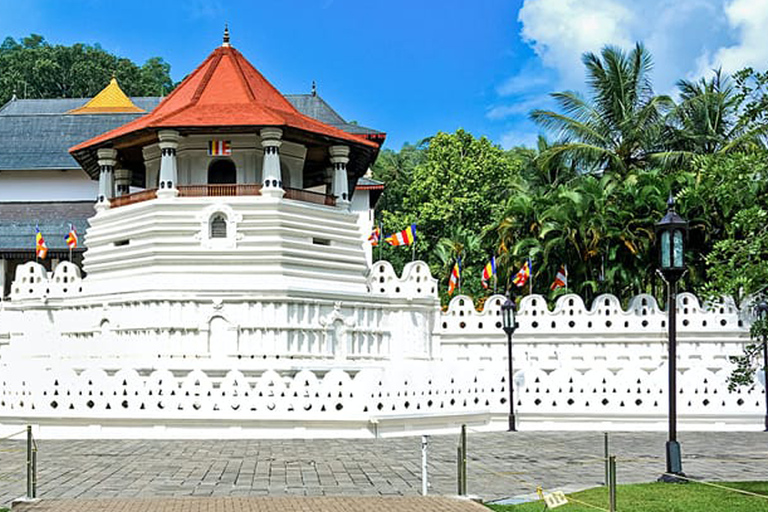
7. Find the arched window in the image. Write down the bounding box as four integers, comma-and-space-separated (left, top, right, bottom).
208, 159, 236, 184
210, 214, 227, 238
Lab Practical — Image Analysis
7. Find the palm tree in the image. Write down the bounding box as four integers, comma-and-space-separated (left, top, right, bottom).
530, 43, 673, 176
658, 69, 766, 167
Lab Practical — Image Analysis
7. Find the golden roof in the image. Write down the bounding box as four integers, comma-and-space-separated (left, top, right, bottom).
68, 78, 145, 114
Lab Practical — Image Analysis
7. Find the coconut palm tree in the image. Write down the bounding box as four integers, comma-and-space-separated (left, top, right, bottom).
530, 43, 673, 176
658, 69, 766, 167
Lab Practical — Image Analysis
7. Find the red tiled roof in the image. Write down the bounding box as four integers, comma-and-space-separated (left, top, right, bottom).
70, 46, 379, 153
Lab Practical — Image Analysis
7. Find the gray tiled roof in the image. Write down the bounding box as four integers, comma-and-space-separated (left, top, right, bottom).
0, 202, 93, 250
0, 93, 382, 172
0, 97, 161, 171
0, 97, 161, 115
285, 94, 384, 136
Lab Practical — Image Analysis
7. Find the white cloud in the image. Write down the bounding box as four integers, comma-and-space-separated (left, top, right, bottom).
486, 95, 550, 120
497, 73, 551, 97
519, 0, 635, 86
516, 0, 762, 94
500, 129, 540, 149
493, 0, 768, 146
698, 0, 768, 75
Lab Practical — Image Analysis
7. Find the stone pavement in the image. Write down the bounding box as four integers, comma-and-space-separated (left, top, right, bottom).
12, 496, 488, 512
2, 431, 768, 508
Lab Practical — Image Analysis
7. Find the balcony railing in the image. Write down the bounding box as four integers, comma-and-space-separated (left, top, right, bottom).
110, 188, 158, 208
178, 184, 262, 197
110, 184, 335, 208
284, 187, 336, 207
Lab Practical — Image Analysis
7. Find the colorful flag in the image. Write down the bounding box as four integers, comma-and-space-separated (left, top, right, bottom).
65, 224, 78, 250
368, 226, 381, 247
448, 258, 461, 295
207, 140, 232, 156
513, 259, 531, 288
481, 256, 497, 289
35, 225, 48, 259
385, 224, 417, 246
550, 265, 568, 291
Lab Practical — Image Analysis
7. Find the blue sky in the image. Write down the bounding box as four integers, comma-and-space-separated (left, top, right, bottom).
2, 0, 768, 150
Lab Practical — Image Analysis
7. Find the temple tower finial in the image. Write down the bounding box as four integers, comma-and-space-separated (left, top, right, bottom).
223, 24, 231, 47
311, 80, 317, 97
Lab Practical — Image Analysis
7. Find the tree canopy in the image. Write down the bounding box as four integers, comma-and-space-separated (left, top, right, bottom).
372, 44, 768, 310
0, 34, 174, 104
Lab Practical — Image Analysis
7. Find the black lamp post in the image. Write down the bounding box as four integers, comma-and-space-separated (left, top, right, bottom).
502, 294, 517, 432
656, 194, 688, 481
756, 300, 768, 432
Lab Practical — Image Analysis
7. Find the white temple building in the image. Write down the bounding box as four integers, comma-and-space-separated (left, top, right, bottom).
0, 33, 764, 439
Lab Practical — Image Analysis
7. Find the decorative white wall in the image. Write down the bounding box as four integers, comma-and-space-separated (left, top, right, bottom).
0, 257, 761, 439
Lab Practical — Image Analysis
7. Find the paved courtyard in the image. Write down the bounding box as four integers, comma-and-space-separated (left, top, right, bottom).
2, 431, 768, 507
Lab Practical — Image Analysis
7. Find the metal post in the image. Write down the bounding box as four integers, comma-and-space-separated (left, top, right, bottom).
456, 445, 463, 496
421, 435, 429, 496
460, 424, 467, 496
604, 432, 609, 486
32, 446, 37, 499
763, 330, 768, 432
665, 280, 683, 477
26, 425, 32, 500
608, 455, 617, 512
507, 331, 516, 431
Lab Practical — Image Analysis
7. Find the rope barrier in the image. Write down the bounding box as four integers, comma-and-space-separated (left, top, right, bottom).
0, 429, 27, 441
559, 494, 612, 512
465, 453, 611, 511
661, 473, 768, 501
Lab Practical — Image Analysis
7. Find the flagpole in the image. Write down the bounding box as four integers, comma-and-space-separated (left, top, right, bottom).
528, 258, 533, 296
565, 265, 568, 294
378, 223, 382, 262
458, 258, 462, 295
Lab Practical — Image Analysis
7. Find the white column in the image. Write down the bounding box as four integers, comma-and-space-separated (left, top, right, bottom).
115, 167, 132, 196
0, 258, 6, 299
95, 148, 117, 212
330, 145, 350, 209
157, 129, 180, 198
260, 128, 284, 199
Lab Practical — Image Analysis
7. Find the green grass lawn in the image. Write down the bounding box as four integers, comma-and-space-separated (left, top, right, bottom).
486, 481, 768, 512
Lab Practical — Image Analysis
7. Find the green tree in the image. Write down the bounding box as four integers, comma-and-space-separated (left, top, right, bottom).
661, 70, 766, 167
0, 34, 174, 104
530, 43, 673, 175
370, 141, 426, 217
377, 130, 523, 304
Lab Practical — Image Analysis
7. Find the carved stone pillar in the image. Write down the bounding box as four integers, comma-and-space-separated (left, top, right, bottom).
157, 129, 180, 198
260, 128, 284, 199
95, 148, 117, 211
330, 145, 350, 209
114, 167, 132, 196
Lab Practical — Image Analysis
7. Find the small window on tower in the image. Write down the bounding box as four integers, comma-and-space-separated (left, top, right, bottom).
210, 214, 227, 238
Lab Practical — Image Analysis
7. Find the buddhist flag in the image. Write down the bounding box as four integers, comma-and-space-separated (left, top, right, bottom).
448, 258, 461, 295
65, 224, 78, 250
481, 256, 496, 289
207, 140, 232, 156
513, 259, 531, 288
551, 265, 568, 291
368, 226, 381, 247
385, 224, 417, 246
35, 225, 48, 259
